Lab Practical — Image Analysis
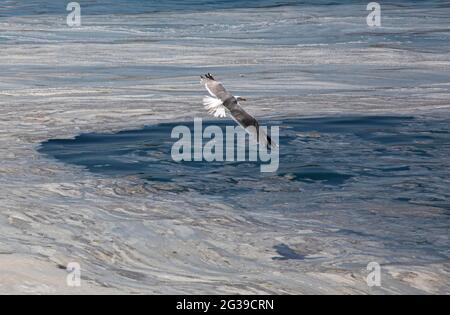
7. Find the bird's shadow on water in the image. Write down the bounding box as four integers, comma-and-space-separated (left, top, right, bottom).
38, 115, 450, 197
272, 244, 306, 261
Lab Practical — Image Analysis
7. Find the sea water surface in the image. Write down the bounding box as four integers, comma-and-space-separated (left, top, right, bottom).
39, 114, 450, 265
1, 0, 450, 293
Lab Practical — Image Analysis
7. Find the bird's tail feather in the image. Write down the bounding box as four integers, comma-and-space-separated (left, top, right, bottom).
203, 96, 227, 118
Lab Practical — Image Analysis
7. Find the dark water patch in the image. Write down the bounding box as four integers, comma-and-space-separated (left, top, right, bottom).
0, 0, 304, 17
281, 167, 352, 185
39, 115, 450, 210
2, 0, 448, 17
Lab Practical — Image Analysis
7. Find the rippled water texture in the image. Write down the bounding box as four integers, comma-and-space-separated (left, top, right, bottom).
39, 115, 450, 274
2, 0, 450, 294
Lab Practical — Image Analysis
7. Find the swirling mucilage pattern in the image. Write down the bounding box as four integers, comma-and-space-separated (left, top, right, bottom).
0, 0, 449, 294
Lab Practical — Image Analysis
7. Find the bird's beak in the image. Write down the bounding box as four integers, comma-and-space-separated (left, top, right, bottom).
239, 97, 247, 102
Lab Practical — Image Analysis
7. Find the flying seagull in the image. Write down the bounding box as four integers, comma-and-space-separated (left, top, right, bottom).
200, 73, 274, 148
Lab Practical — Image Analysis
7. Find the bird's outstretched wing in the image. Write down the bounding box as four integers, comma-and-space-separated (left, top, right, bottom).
200, 73, 232, 102
201, 73, 230, 118
224, 98, 274, 149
